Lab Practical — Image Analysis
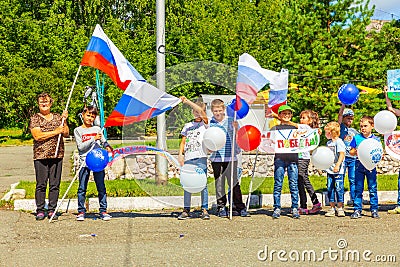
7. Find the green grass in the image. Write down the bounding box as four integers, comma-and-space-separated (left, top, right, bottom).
16, 174, 400, 199
114, 139, 181, 150
0, 128, 32, 146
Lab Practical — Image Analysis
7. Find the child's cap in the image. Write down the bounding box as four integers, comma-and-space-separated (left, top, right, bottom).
278, 104, 294, 114
343, 108, 354, 117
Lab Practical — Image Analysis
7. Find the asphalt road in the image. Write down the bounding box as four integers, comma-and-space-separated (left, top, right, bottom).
1, 143, 400, 266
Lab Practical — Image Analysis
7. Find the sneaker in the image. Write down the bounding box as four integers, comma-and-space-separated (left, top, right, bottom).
178, 210, 191, 220
298, 208, 309, 215
218, 208, 228, 218
309, 203, 322, 214
337, 208, 345, 217
325, 208, 336, 217
292, 208, 300, 219
350, 210, 362, 219
100, 212, 112, 221
240, 209, 250, 217
371, 210, 380, 219
388, 206, 400, 214
232, 210, 240, 216
35, 212, 45, 221
272, 208, 281, 219
201, 209, 210, 220
347, 200, 354, 207
47, 211, 59, 220
76, 212, 85, 221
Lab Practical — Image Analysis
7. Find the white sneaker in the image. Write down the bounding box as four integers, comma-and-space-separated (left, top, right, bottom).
337, 208, 345, 217
76, 212, 85, 221
325, 208, 336, 217
100, 212, 112, 221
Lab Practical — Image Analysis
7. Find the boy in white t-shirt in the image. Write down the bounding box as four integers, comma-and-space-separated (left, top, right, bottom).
177, 97, 210, 220
324, 121, 346, 217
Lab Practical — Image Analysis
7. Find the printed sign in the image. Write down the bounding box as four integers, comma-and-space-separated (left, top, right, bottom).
258, 129, 320, 154
384, 131, 400, 161
387, 69, 400, 100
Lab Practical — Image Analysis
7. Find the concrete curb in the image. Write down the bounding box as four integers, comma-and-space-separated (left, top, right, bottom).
13, 191, 398, 212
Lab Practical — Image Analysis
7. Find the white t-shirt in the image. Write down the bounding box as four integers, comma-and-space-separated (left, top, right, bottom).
298, 124, 311, 159
181, 120, 208, 161
326, 138, 346, 174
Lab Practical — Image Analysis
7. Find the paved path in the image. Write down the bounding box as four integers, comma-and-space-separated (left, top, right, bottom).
0, 141, 76, 197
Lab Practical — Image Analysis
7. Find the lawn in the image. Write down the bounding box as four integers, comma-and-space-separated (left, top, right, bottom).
0, 128, 32, 146
16, 174, 400, 199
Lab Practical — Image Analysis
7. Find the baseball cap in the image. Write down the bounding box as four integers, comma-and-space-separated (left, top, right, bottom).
278, 104, 294, 113
343, 108, 354, 117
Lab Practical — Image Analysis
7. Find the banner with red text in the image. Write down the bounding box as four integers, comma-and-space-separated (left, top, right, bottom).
258, 129, 320, 154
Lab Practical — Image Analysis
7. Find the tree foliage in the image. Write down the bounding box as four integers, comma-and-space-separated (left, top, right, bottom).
0, 0, 399, 136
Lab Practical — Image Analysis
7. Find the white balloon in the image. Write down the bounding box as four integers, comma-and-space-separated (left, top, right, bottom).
357, 138, 383, 170
202, 127, 226, 151
179, 164, 207, 193
374, 110, 397, 134
311, 146, 335, 170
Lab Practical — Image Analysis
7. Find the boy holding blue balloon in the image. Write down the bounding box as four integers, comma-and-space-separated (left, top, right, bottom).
177, 96, 210, 220
338, 104, 359, 206
74, 106, 113, 221
209, 98, 248, 218
349, 116, 380, 219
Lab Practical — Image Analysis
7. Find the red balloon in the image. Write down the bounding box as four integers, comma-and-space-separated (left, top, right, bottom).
236, 125, 261, 151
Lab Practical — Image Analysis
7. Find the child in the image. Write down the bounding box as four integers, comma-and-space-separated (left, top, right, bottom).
209, 99, 248, 218
384, 87, 400, 214
177, 96, 210, 220
297, 110, 322, 215
338, 104, 359, 206
324, 122, 346, 217
74, 106, 113, 221
269, 105, 300, 219
349, 116, 380, 219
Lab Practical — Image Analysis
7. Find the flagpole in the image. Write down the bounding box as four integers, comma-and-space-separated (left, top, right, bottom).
54, 65, 82, 157
229, 111, 237, 220
155, 0, 168, 185
246, 118, 267, 211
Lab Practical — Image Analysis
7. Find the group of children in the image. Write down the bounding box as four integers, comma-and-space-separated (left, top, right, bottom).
45, 89, 400, 222
269, 98, 399, 219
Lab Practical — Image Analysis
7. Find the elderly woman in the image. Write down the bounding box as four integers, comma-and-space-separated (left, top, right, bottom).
29, 93, 69, 220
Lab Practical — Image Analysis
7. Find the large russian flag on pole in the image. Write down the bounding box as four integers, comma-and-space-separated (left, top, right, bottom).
236, 53, 270, 104
236, 53, 288, 111
80, 24, 145, 90
104, 81, 181, 127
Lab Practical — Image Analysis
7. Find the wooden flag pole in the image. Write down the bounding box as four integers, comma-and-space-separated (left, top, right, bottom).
54, 65, 82, 157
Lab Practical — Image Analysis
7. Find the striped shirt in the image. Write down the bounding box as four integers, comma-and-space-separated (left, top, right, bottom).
209, 117, 241, 162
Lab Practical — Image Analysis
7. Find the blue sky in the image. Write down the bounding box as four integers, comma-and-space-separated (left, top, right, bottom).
369, 0, 400, 20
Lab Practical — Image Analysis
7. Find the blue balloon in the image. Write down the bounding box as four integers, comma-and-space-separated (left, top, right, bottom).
226, 98, 249, 119
338, 84, 359, 105
85, 148, 109, 172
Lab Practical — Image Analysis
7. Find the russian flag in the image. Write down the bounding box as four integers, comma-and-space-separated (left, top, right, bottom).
104, 81, 181, 127
236, 53, 288, 110
80, 24, 145, 90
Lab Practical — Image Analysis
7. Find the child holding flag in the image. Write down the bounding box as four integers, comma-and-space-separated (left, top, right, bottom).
177, 97, 210, 220
74, 106, 113, 221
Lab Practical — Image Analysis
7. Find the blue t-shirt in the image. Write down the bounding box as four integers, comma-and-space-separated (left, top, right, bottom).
340, 123, 358, 158
349, 133, 380, 149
